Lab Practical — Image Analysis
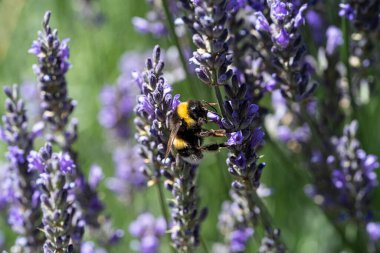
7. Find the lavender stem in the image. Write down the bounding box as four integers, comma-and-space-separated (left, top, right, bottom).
213, 86, 227, 119
200, 237, 210, 253
156, 181, 169, 226
156, 181, 176, 253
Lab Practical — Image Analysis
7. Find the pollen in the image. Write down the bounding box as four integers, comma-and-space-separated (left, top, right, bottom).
173, 137, 188, 150
177, 102, 196, 126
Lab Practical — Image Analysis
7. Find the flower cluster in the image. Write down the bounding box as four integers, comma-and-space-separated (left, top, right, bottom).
29, 11, 108, 233
163, 159, 208, 252
180, 0, 233, 87
28, 143, 81, 252
99, 47, 186, 142
329, 121, 378, 223
0, 85, 44, 252
338, 0, 379, 105
179, 0, 286, 249
134, 45, 208, 252
129, 213, 166, 253
29, 12, 74, 133
100, 46, 189, 208
134, 45, 179, 178
28, 11, 122, 250
255, 0, 316, 100
222, 75, 264, 191
221, 76, 284, 250
2, 1, 380, 253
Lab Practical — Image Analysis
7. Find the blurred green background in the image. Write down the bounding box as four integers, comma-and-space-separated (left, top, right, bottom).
0, 0, 379, 252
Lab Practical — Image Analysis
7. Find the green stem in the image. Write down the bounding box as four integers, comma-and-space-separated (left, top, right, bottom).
156, 181, 175, 253
161, 0, 198, 98
156, 181, 169, 225
200, 237, 210, 253
213, 85, 227, 118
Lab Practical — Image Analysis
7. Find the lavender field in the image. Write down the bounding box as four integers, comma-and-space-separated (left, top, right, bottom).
0, 0, 379, 252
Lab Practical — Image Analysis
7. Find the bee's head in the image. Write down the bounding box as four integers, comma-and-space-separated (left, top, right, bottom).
188, 100, 208, 124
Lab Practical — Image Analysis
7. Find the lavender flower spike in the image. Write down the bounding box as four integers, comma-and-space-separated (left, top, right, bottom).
134, 45, 179, 180
255, 0, 316, 100
134, 45, 205, 252
29, 11, 74, 132
180, 0, 285, 249
0, 85, 44, 252
180, 0, 233, 87
30, 11, 110, 239
28, 143, 77, 253
222, 75, 284, 251
330, 121, 379, 223
164, 158, 208, 252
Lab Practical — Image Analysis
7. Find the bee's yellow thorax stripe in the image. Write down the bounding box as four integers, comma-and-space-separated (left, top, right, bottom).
173, 137, 188, 150
177, 102, 196, 126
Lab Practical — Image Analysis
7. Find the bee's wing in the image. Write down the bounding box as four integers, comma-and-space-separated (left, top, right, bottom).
165, 122, 181, 160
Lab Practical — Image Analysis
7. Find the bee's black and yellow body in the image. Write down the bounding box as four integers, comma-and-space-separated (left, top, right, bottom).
170, 100, 208, 165
167, 100, 226, 165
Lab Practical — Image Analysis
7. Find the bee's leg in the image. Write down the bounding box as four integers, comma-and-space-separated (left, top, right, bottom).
198, 129, 226, 137
176, 153, 181, 165
200, 142, 227, 152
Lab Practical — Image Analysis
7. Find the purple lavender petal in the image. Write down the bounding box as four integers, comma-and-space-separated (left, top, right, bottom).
27, 150, 45, 172
367, 222, 380, 241
57, 152, 75, 174
326, 26, 343, 55
89, 164, 104, 190
275, 28, 290, 48
227, 131, 244, 146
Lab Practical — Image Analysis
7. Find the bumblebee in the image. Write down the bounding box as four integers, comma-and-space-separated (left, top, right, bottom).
165, 100, 226, 165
